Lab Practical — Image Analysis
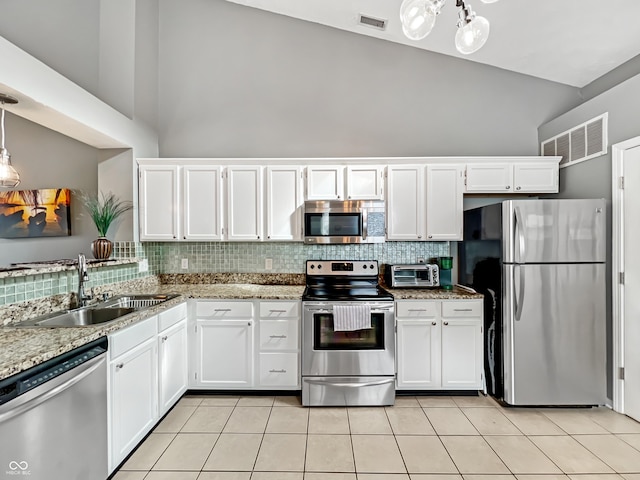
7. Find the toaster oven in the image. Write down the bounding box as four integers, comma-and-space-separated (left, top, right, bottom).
384, 264, 440, 288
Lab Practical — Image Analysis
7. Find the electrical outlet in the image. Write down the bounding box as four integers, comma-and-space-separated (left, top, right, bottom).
181, 258, 189, 269
138, 259, 149, 273
265, 258, 273, 270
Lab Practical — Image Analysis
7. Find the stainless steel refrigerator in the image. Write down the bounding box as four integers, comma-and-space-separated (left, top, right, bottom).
459, 199, 606, 406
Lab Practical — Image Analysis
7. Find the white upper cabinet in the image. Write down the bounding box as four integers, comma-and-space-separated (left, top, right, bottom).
346, 166, 384, 200
465, 159, 559, 193
465, 163, 513, 193
306, 164, 384, 201
265, 166, 302, 241
513, 162, 559, 192
227, 166, 263, 241
183, 165, 223, 240
306, 165, 344, 200
139, 165, 179, 241
425, 164, 464, 241
386, 165, 425, 241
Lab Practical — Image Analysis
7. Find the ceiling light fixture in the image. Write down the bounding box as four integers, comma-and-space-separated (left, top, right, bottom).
0, 93, 20, 188
399, 0, 496, 54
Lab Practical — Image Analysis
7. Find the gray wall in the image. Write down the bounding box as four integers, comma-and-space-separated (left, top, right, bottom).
0, 113, 105, 266
157, 0, 582, 158
538, 72, 640, 401
0, 0, 101, 98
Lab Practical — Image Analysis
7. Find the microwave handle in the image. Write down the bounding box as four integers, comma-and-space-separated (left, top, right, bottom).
362, 208, 368, 241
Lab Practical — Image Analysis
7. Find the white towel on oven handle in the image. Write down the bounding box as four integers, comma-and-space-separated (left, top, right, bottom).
333, 304, 372, 331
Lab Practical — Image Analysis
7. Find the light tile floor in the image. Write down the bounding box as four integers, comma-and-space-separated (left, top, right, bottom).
112, 394, 640, 480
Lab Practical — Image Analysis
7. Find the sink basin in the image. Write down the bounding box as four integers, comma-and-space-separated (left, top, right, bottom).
102, 294, 179, 309
14, 293, 179, 328
18, 307, 136, 327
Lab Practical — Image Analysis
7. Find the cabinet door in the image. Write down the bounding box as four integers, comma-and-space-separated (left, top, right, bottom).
386, 165, 425, 240
266, 166, 302, 241
110, 338, 158, 468
346, 166, 384, 200
227, 167, 263, 241
465, 163, 512, 193
396, 319, 441, 389
139, 164, 179, 241
195, 319, 253, 387
513, 162, 559, 193
441, 319, 483, 389
158, 319, 188, 415
425, 164, 463, 241
306, 165, 344, 200
183, 165, 223, 240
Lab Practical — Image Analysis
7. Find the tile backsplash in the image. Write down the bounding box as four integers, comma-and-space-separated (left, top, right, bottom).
0, 240, 449, 306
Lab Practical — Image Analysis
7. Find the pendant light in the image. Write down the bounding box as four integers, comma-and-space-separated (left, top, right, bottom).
0, 94, 20, 188
399, 0, 496, 54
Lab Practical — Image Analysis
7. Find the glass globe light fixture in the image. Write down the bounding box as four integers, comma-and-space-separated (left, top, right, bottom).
0, 94, 19, 189
454, 2, 490, 54
399, 0, 437, 41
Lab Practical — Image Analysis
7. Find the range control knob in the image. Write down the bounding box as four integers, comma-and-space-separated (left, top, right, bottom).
317, 264, 322, 269
310, 264, 315, 269
362, 264, 367, 269
369, 264, 375, 269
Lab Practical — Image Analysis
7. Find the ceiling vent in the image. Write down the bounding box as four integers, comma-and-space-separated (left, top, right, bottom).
359, 14, 387, 31
541, 113, 608, 168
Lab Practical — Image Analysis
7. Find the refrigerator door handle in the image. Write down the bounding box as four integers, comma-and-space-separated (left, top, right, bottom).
515, 264, 525, 321
514, 206, 526, 263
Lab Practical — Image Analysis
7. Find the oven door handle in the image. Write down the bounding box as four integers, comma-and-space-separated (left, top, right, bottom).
304, 307, 393, 313
304, 378, 395, 388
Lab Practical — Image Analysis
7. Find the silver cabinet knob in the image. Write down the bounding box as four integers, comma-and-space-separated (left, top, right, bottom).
443, 321, 449, 326
516, 186, 521, 191
506, 186, 511, 190
418, 235, 422, 239
432, 321, 436, 326
428, 235, 433, 239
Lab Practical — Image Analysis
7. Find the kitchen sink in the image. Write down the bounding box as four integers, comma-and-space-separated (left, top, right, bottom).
15, 294, 179, 328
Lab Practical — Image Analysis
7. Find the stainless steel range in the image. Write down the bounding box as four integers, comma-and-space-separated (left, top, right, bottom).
301, 260, 395, 406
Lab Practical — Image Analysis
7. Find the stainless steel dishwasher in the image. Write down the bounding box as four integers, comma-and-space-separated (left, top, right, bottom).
0, 337, 108, 480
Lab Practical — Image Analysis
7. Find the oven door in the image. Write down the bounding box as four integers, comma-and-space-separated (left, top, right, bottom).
302, 302, 395, 377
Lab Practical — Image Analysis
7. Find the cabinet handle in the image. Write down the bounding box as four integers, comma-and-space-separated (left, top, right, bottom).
269, 309, 287, 313
516, 186, 521, 191
248, 322, 252, 326
337, 195, 341, 199
428, 235, 433, 239
432, 321, 437, 326
267, 235, 270, 239
173, 235, 177, 239
214, 308, 232, 312
408, 308, 427, 312
116, 363, 124, 370
418, 235, 422, 239
348, 195, 351, 199
183, 236, 186, 239
506, 186, 511, 190
453, 308, 473, 312
161, 335, 168, 342
269, 334, 287, 339
269, 369, 287, 373
443, 321, 449, 326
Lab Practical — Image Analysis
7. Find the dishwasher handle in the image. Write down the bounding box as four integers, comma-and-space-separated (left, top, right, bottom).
0, 354, 106, 424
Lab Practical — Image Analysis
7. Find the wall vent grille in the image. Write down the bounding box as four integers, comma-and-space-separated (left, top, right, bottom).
359, 14, 387, 30
541, 113, 608, 168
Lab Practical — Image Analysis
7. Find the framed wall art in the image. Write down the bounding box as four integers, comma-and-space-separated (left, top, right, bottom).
0, 188, 71, 238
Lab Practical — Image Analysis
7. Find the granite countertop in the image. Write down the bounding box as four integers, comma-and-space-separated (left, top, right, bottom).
384, 285, 484, 300
0, 282, 480, 382
0, 284, 305, 382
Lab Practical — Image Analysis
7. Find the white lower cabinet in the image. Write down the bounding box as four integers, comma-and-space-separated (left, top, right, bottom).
108, 302, 188, 474
396, 299, 483, 391
108, 317, 158, 472
158, 305, 188, 415
191, 299, 300, 390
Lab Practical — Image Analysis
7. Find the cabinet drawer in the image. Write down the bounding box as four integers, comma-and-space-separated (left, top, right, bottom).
441, 301, 482, 317
260, 319, 299, 350
259, 352, 299, 387
396, 301, 438, 318
259, 301, 300, 318
109, 315, 158, 359
196, 301, 253, 318
158, 302, 187, 331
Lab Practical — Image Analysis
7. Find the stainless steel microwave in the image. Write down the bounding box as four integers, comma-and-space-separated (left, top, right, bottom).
303, 200, 385, 244
384, 264, 440, 287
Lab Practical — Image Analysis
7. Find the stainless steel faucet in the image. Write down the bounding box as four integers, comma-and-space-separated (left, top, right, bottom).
77, 253, 91, 307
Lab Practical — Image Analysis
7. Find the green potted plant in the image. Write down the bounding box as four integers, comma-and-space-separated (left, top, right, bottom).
81, 191, 133, 259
